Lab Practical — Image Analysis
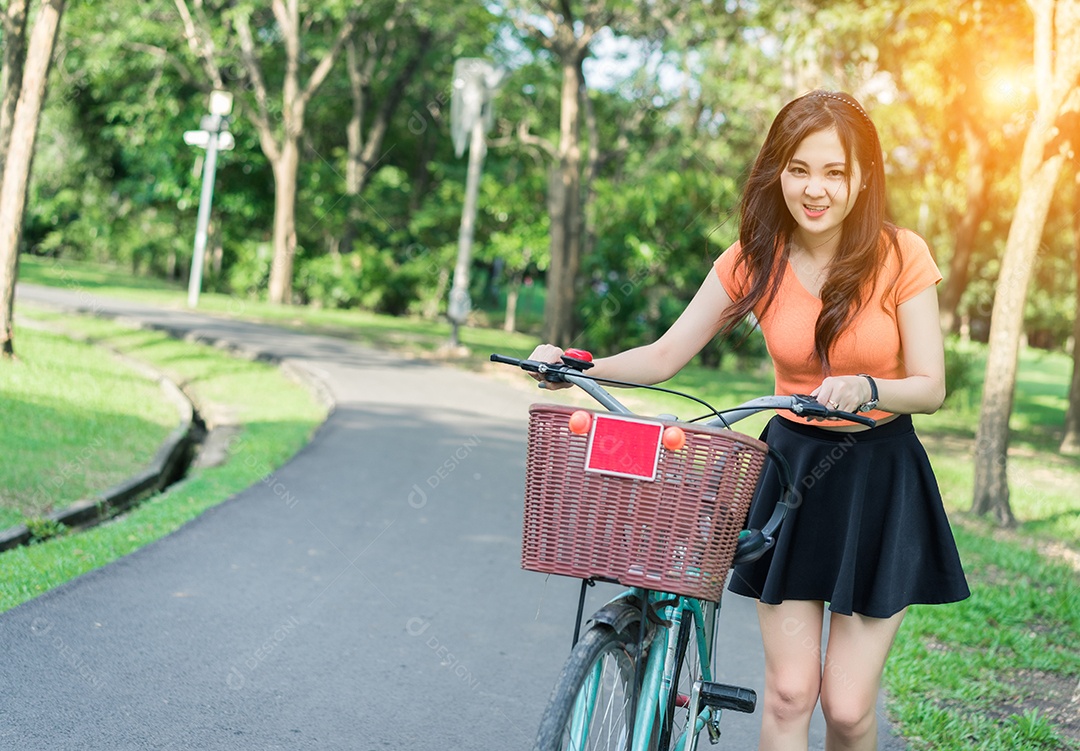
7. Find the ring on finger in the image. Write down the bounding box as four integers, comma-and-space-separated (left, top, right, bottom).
827, 399, 839, 408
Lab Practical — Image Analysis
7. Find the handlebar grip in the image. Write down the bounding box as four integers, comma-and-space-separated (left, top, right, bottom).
489, 353, 523, 366
490, 353, 569, 382
835, 411, 876, 428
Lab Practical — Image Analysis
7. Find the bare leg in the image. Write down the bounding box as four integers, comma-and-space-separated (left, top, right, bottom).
756, 600, 826, 751
820, 609, 906, 751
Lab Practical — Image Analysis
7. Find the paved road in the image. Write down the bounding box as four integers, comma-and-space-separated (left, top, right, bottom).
2, 284, 907, 750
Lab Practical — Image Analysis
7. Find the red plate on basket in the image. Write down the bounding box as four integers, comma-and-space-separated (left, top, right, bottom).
584, 414, 664, 481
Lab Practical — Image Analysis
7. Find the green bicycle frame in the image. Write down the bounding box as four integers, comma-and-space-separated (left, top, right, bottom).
566, 588, 715, 751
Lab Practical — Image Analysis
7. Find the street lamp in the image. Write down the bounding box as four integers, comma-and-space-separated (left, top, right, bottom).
183, 89, 235, 308
447, 58, 502, 347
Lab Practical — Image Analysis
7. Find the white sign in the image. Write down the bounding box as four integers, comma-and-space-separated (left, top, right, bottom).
183, 130, 235, 151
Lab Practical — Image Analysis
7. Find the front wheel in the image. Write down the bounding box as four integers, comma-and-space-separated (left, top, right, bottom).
534, 624, 640, 751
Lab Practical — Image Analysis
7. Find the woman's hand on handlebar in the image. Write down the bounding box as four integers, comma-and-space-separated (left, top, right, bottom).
527, 344, 573, 389
810, 375, 871, 419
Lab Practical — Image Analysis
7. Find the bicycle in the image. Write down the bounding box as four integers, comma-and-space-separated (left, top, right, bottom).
490, 349, 875, 751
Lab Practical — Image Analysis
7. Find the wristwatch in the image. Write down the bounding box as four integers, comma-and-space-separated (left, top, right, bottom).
857, 374, 878, 412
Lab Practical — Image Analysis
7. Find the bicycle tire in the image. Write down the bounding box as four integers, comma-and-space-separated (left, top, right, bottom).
534, 624, 640, 751
656, 610, 705, 750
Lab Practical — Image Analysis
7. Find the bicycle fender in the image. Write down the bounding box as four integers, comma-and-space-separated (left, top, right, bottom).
587, 597, 644, 637
587, 593, 672, 637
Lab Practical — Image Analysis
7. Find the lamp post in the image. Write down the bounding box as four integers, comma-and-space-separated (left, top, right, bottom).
447, 59, 502, 347
183, 89, 234, 308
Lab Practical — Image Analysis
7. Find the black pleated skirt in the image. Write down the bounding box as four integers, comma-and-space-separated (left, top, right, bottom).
727, 414, 970, 618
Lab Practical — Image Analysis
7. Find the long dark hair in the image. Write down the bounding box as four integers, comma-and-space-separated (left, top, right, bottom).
720, 90, 900, 372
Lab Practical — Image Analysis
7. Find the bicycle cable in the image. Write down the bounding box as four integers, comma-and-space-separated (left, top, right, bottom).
547, 369, 731, 428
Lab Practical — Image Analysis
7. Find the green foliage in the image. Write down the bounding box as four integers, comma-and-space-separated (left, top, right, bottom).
943, 335, 979, 407
23, 518, 69, 545
15, 0, 1079, 353
579, 168, 737, 355
293, 245, 420, 315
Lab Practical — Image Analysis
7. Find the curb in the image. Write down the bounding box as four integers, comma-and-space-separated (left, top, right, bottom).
0, 321, 197, 552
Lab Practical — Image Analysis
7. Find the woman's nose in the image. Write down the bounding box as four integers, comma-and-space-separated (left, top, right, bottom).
804, 177, 827, 198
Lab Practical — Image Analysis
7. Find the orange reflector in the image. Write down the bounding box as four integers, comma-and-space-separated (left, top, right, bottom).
568, 410, 592, 435
662, 426, 686, 451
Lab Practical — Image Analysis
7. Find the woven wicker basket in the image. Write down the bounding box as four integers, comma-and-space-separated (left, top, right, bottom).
521, 404, 768, 601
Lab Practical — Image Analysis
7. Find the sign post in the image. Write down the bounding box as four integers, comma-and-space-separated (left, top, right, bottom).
183, 90, 234, 308
447, 59, 502, 347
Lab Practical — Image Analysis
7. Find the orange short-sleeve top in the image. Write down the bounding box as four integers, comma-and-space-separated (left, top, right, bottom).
713, 229, 941, 423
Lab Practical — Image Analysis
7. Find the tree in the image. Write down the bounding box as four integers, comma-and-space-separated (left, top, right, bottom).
1061, 185, 1080, 454
0, 0, 65, 357
508, 1, 612, 346
339, 4, 432, 257
0, 0, 30, 181
972, 0, 1080, 524
174, 0, 357, 304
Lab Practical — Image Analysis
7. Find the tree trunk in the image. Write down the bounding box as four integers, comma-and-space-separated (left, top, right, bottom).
267, 137, 300, 304
341, 37, 368, 258
504, 276, 520, 333
972, 145, 1065, 525
0, 0, 30, 182
1061, 196, 1080, 454
972, 0, 1080, 524
0, 0, 64, 358
940, 123, 989, 333
543, 58, 585, 346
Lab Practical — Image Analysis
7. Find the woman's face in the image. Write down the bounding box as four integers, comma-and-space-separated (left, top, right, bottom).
780, 127, 863, 247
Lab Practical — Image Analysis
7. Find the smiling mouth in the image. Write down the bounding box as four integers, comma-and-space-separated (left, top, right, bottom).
804, 204, 829, 216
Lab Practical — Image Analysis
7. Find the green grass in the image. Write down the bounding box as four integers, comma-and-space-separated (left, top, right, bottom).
886, 522, 1080, 750
0, 326, 179, 529
15, 253, 1080, 748
0, 307, 326, 612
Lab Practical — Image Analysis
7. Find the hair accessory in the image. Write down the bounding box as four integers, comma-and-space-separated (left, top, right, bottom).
811, 90, 874, 127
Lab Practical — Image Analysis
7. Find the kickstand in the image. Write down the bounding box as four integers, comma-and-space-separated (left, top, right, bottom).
571, 578, 594, 648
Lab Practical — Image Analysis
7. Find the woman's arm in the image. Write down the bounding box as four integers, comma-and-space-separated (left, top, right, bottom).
812, 284, 946, 414
529, 270, 736, 386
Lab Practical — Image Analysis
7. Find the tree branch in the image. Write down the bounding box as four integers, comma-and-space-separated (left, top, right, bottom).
173, 0, 224, 88
233, 9, 278, 162
297, 12, 358, 111
514, 120, 557, 159
124, 41, 200, 88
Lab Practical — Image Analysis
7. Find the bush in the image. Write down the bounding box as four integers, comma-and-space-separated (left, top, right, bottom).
944, 336, 978, 406
24, 518, 69, 545
292, 245, 420, 315
226, 242, 274, 298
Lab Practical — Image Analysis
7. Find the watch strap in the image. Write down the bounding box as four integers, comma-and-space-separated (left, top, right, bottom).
857, 373, 878, 412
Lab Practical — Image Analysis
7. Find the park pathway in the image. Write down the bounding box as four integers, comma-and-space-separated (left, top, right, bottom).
1, 283, 906, 750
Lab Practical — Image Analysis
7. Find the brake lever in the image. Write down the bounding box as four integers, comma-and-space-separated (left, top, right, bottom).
790, 394, 876, 427
791, 394, 828, 417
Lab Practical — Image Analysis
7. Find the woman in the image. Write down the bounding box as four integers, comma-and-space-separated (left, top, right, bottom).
527, 90, 969, 750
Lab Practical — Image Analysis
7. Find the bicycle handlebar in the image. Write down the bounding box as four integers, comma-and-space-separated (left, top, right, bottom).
492, 351, 880, 566
490, 353, 875, 428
